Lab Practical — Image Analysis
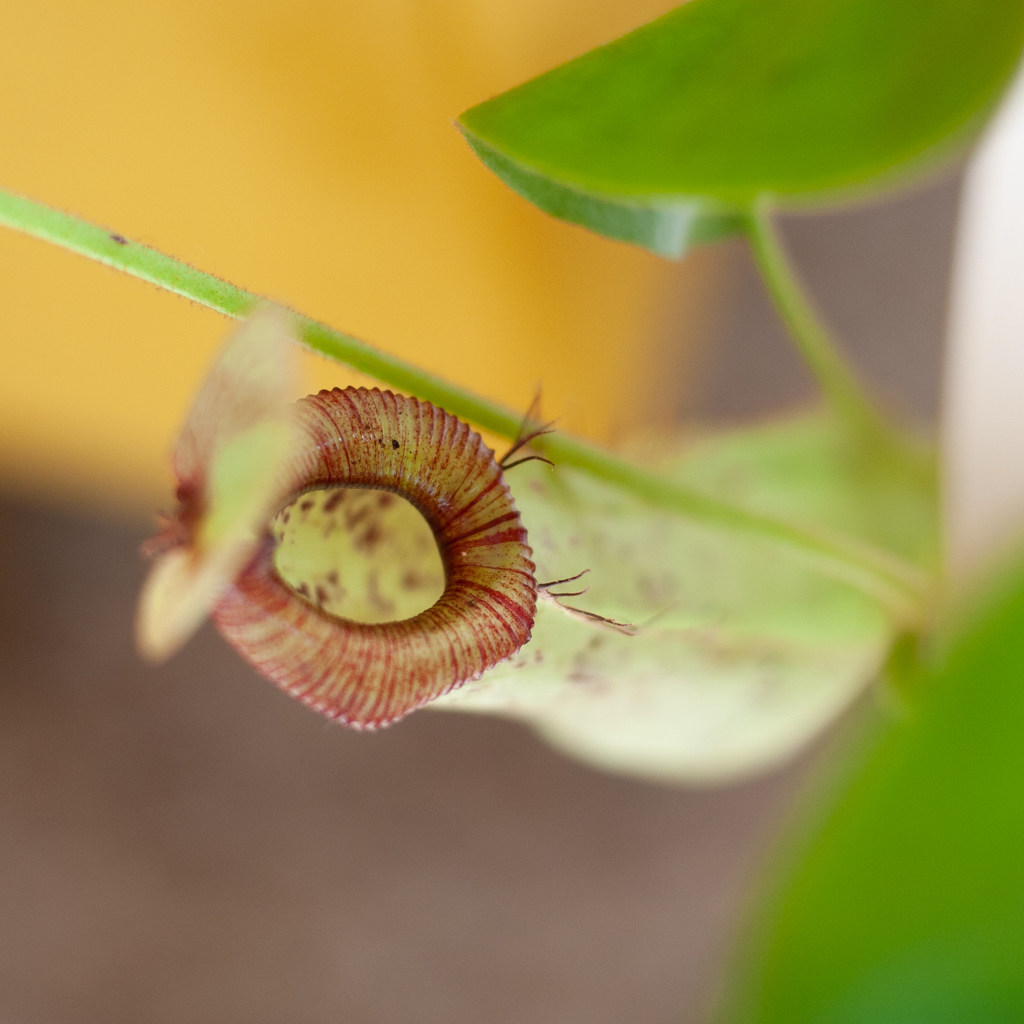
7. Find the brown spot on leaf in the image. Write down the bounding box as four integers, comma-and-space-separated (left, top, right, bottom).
365, 571, 394, 617
322, 490, 345, 513
344, 505, 370, 530
356, 522, 382, 554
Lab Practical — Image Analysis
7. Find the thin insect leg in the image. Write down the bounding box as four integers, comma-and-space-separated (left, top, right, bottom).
537, 569, 635, 633
520, 389, 544, 431
499, 423, 557, 467
499, 388, 557, 467
557, 604, 637, 635
538, 569, 590, 590
502, 454, 555, 472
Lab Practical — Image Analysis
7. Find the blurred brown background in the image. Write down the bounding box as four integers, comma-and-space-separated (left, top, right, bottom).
0, 1, 961, 1020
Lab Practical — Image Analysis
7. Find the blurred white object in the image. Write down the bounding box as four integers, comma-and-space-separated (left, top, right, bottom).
945, 66, 1024, 584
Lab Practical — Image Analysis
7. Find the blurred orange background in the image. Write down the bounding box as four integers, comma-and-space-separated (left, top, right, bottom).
0, 0, 717, 515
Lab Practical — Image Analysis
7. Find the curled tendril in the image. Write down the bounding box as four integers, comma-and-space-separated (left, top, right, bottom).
137, 307, 537, 728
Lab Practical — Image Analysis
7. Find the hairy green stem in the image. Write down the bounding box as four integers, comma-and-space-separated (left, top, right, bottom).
746, 206, 893, 443
0, 187, 925, 608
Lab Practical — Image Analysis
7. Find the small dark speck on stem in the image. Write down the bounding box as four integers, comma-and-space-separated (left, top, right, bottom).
109, 233, 128, 245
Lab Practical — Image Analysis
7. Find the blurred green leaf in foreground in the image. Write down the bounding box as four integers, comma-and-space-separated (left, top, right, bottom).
720, 557, 1024, 1021
459, 0, 1024, 257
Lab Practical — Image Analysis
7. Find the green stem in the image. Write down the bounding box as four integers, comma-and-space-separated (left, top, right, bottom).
0, 187, 925, 608
746, 205, 892, 443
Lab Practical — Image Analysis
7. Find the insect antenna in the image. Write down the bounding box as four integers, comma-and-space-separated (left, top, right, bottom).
502, 454, 555, 471
537, 569, 636, 633
551, 603, 638, 636
536, 569, 593, 593
499, 389, 556, 470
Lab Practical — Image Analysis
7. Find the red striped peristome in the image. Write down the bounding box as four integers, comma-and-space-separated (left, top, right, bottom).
212, 387, 537, 729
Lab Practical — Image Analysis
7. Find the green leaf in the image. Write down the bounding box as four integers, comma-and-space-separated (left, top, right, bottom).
462, 132, 744, 258
721, 559, 1024, 1021
459, 0, 1024, 256
433, 414, 937, 782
